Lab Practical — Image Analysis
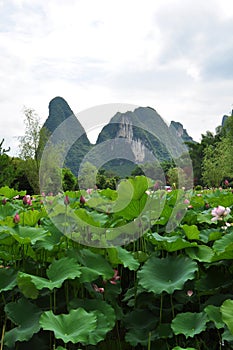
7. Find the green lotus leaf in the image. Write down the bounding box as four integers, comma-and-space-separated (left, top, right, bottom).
222, 328, 233, 343
107, 246, 140, 270
116, 176, 148, 220
17, 275, 39, 299
213, 231, 233, 253
204, 305, 224, 329
171, 312, 208, 337
10, 226, 49, 244
199, 229, 222, 243
124, 309, 158, 331
0, 268, 17, 292
0, 186, 26, 199
155, 323, 173, 339
182, 224, 200, 240
4, 298, 42, 348
221, 299, 233, 334
74, 208, 104, 227
212, 251, 233, 262
0, 202, 17, 219
21, 210, 43, 226
125, 328, 157, 347
69, 298, 116, 330
148, 232, 197, 252
196, 266, 232, 292
75, 248, 113, 279
185, 246, 214, 262
34, 220, 63, 250
40, 308, 96, 344
197, 213, 215, 224
18, 257, 81, 292
138, 254, 198, 294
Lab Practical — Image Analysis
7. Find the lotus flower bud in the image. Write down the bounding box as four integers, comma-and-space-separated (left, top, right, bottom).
13, 213, 20, 224
80, 195, 86, 204
64, 195, 70, 206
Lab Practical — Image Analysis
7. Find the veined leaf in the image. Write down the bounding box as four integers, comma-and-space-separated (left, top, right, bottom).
4, 298, 42, 348
40, 308, 97, 344
171, 312, 207, 337
138, 254, 198, 294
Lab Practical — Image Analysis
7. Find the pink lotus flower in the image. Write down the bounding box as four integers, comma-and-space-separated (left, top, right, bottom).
23, 195, 32, 206
109, 269, 121, 285
211, 206, 231, 221
86, 188, 93, 195
92, 284, 104, 293
13, 213, 20, 224
64, 195, 70, 206
184, 199, 190, 204
2, 198, 7, 205
187, 290, 193, 297
224, 179, 229, 187
80, 195, 86, 204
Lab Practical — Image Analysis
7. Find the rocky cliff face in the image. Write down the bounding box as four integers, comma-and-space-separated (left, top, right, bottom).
40, 98, 194, 177
169, 121, 194, 143
40, 97, 91, 175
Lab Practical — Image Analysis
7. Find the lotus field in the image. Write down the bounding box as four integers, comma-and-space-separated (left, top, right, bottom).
0, 177, 233, 350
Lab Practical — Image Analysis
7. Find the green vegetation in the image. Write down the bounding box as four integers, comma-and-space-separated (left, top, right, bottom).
0, 183, 233, 349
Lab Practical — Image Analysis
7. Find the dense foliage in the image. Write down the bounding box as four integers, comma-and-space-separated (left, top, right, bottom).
0, 180, 233, 349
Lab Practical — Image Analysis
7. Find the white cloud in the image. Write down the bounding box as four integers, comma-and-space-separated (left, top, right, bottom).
0, 0, 233, 155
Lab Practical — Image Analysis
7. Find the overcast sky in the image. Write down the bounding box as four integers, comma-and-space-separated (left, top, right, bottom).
1, 0, 233, 155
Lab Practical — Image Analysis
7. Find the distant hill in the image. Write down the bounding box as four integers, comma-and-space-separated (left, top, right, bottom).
169, 121, 194, 143
40, 98, 194, 177
95, 107, 193, 175
41, 97, 91, 175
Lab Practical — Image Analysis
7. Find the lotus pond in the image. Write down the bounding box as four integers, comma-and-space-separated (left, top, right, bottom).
0, 177, 233, 350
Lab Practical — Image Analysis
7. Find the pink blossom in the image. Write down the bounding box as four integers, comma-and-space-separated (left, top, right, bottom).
187, 290, 193, 297
23, 195, 32, 206
13, 213, 20, 224
86, 188, 93, 195
2, 198, 7, 205
211, 206, 231, 221
109, 269, 121, 285
92, 284, 104, 293
64, 195, 70, 206
224, 179, 229, 187
184, 199, 190, 204
80, 195, 86, 204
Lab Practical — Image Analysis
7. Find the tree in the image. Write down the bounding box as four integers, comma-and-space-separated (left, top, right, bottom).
201, 138, 233, 187
62, 168, 77, 191
78, 162, 98, 189
18, 107, 41, 193
167, 167, 188, 188
0, 139, 15, 187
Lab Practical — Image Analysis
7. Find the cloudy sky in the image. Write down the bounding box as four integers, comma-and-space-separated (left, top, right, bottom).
1, 0, 233, 155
